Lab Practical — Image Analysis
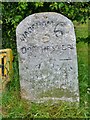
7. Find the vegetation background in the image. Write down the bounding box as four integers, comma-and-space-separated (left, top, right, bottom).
1, 2, 90, 119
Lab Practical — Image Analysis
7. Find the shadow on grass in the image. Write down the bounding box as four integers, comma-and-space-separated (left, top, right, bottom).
76, 36, 90, 43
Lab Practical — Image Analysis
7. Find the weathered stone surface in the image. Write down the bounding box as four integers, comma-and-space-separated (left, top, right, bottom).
16, 12, 79, 102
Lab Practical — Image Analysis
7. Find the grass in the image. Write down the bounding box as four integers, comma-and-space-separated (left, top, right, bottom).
2, 21, 90, 119
74, 20, 88, 38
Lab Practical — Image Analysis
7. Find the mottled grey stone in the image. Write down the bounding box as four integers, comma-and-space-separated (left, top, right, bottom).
16, 12, 79, 102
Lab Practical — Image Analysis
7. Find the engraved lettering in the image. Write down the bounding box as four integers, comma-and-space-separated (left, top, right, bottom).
21, 47, 27, 54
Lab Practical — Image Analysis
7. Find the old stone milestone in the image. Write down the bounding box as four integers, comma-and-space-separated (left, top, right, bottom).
16, 12, 79, 102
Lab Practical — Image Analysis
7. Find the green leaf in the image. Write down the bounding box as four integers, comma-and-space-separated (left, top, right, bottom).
14, 15, 22, 22
58, 3, 64, 9
0, 20, 3, 24
35, 2, 44, 8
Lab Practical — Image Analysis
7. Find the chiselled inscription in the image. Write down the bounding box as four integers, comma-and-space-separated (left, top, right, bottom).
54, 22, 66, 37
19, 21, 67, 41
21, 44, 74, 54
